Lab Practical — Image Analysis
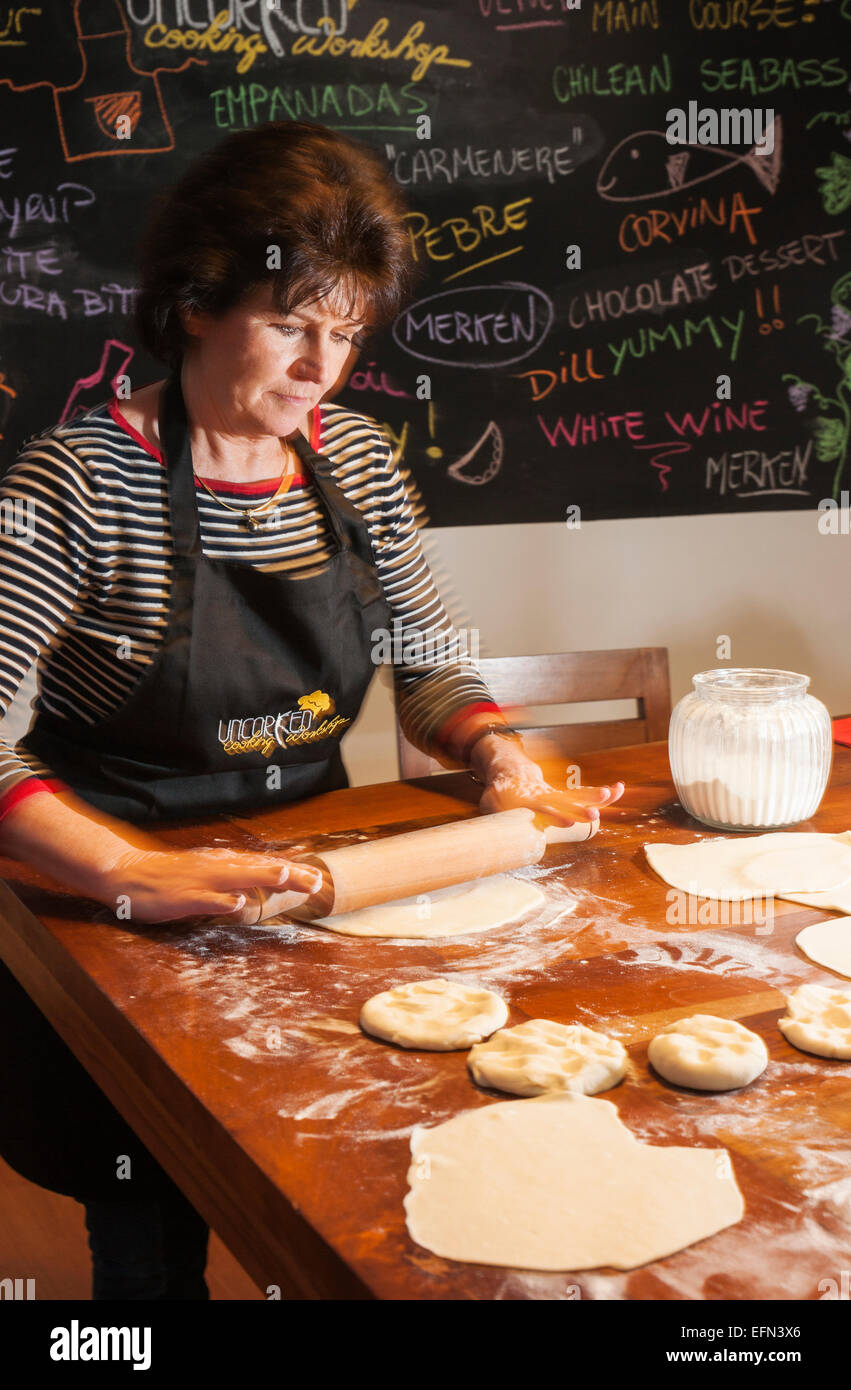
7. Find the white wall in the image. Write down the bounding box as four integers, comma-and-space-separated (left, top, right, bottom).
342, 509, 851, 786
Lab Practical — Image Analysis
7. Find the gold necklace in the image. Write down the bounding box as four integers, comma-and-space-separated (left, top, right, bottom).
194, 440, 298, 532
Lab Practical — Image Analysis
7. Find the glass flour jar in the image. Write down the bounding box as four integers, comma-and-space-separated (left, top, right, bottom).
668, 669, 832, 831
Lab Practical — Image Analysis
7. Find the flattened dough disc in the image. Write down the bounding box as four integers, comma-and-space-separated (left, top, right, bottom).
795, 917, 851, 979
645, 832, 851, 902
311, 873, 548, 938
778, 832, 851, 913
743, 843, 851, 894
404, 1093, 743, 1271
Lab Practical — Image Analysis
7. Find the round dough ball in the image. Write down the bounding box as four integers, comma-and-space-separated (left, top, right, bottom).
648, 1014, 767, 1091
467, 1019, 628, 1097
778, 983, 851, 1060
359, 977, 508, 1051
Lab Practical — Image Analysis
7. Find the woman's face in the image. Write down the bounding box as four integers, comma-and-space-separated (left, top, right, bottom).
181, 281, 367, 438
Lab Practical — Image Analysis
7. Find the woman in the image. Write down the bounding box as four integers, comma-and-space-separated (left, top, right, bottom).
0, 121, 622, 1298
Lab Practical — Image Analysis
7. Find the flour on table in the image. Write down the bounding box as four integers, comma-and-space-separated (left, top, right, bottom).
645, 832, 851, 902
360, 978, 508, 1051
647, 1014, 768, 1091
309, 873, 548, 938
404, 1093, 744, 1271
794, 917, 851, 979
467, 1019, 627, 1097
778, 983, 851, 1060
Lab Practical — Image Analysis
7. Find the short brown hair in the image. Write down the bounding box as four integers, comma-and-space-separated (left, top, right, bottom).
134, 121, 416, 367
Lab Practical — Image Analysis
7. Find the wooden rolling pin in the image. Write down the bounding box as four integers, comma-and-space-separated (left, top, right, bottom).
256, 807, 595, 922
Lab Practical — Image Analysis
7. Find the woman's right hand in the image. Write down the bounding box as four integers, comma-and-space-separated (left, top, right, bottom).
97, 846, 324, 924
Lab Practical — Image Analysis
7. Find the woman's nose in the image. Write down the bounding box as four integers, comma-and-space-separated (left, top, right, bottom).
294, 340, 335, 383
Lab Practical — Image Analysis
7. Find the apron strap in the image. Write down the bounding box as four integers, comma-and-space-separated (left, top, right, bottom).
288, 430, 365, 556
158, 374, 201, 560
158, 373, 357, 558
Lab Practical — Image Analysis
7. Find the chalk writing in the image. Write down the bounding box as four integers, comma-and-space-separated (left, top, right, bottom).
404, 197, 531, 278
568, 264, 715, 326
618, 191, 762, 249
606, 311, 746, 373
479, 0, 580, 25
392, 283, 553, 368
700, 56, 847, 92
554, 54, 671, 103
0, 161, 96, 238
384, 133, 591, 185
591, 0, 660, 33
143, 9, 267, 75
689, 1, 809, 29
0, 5, 40, 47
512, 349, 607, 399
291, 16, 472, 83
720, 229, 845, 278
210, 79, 427, 130
705, 444, 811, 497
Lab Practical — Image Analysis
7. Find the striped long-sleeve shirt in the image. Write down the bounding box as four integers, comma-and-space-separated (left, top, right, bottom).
0, 393, 501, 817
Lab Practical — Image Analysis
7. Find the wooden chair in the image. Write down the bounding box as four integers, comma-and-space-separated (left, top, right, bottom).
395, 647, 671, 778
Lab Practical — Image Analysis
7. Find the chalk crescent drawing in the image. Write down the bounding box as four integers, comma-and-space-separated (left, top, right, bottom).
447, 422, 504, 486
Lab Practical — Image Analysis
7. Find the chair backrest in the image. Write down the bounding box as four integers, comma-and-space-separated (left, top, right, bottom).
395, 646, 671, 778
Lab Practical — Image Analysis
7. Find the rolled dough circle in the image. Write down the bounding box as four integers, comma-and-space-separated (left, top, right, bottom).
468, 1018, 628, 1097
647, 1014, 768, 1091
404, 1093, 744, 1271
311, 873, 548, 938
778, 983, 851, 1060
644, 832, 851, 902
359, 977, 508, 1051
794, 917, 851, 979
743, 843, 851, 894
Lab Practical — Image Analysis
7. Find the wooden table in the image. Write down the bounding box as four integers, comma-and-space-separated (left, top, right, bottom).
1, 741, 850, 1300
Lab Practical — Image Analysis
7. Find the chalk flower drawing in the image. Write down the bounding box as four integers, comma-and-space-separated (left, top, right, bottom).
815, 152, 851, 215
782, 271, 851, 499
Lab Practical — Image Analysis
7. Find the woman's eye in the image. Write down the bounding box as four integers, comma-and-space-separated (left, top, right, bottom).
273, 324, 367, 346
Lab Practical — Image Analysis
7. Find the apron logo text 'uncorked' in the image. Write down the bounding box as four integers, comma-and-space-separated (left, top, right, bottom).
218, 690, 349, 756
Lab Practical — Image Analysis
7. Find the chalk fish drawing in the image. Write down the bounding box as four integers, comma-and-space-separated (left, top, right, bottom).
596, 117, 782, 202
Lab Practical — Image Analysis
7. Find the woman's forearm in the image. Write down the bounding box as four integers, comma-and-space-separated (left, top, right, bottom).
0, 787, 325, 923
0, 789, 159, 901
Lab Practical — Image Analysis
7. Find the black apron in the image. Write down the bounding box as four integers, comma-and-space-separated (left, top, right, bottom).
0, 374, 392, 1199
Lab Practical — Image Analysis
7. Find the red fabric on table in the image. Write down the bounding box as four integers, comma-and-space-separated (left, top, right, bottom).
833, 718, 851, 748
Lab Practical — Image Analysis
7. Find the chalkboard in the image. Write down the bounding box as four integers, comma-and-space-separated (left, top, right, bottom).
1, 0, 850, 526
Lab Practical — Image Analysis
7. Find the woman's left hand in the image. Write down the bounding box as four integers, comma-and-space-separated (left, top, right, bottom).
473, 738, 625, 831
